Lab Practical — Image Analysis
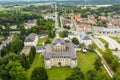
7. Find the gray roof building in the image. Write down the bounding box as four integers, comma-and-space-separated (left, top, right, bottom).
44, 38, 77, 60
79, 32, 91, 40
24, 33, 37, 42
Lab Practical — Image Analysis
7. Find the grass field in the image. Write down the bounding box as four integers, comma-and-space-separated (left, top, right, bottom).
110, 36, 120, 43
25, 54, 44, 80
37, 38, 53, 46
25, 53, 72, 80
98, 38, 108, 44
25, 51, 99, 80
47, 67, 72, 80
77, 51, 98, 79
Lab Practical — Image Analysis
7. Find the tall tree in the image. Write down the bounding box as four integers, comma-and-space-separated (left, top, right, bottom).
31, 67, 48, 80
66, 67, 84, 80
21, 54, 30, 69
72, 38, 79, 45
6, 61, 26, 80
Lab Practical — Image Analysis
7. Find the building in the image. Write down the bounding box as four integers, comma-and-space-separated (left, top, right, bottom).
78, 32, 92, 46
24, 33, 38, 47
93, 26, 120, 34
39, 34, 48, 38
0, 37, 12, 51
75, 24, 92, 32
44, 16, 55, 21
10, 25, 17, 29
36, 46, 45, 53
68, 32, 76, 39
20, 46, 31, 56
71, 14, 81, 20
44, 38, 77, 69
24, 19, 37, 29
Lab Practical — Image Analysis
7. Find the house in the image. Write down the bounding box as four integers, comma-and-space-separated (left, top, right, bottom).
44, 16, 55, 21
98, 16, 107, 21
2, 26, 5, 29
24, 33, 38, 47
0, 37, 12, 51
39, 34, 48, 38
44, 38, 77, 69
10, 25, 17, 29
71, 14, 81, 20
78, 32, 92, 46
75, 24, 92, 32
60, 16, 73, 29
20, 46, 31, 56
24, 19, 37, 29
68, 32, 76, 39
93, 26, 120, 34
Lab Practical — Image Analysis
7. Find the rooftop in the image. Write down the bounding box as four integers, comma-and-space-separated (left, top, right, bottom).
45, 38, 77, 60
24, 33, 37, 42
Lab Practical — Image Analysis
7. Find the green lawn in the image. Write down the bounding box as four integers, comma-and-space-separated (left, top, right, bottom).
26, 51, 107, 80
25, 54, 72, 80
77, 51, 98, 79
98, 38, 108, 44
37, 38, 47, 46
37, 38, 53, 46
110, 36, 120, 43
47, 67, 72, 80
25, 54, 44, 80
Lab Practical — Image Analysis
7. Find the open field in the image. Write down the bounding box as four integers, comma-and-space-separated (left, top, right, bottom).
77, 51, 98, 79
47, 67, 72, 80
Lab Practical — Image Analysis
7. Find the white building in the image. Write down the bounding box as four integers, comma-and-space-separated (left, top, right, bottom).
68, 32, 76, 39
24, 19, 37, 29
78, 32, 92, 46
44, 38, 77, 69
24, 33, 38, 47
44, 16, 55, 21
10, 25, 17, 29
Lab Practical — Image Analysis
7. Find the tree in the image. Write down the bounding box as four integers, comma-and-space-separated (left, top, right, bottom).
105, 43, 109, 48
11, 35, 23, 54
87, 70, 110, 80
59, 30, 68, 38
88, 43, 96, 51
6, 61, 26, 80
28, 46, 36, 64
31, 67, 48, 80
72, 38, 79, 45
80, 43, 86, 49
66, 67, 84, 80
112, 74, 120, 80
37, 19, 41, 26
21, 54, 30, 69
44, 39, 51, 44
87, 70, 97, 80
94, 57, 102, 70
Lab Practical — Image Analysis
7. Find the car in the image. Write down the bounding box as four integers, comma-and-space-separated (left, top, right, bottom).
82, 49, 87, 53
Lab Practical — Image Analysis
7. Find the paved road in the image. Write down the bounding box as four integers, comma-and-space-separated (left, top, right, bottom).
91, 36, 105, 51
101, 35, 120, 50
